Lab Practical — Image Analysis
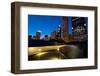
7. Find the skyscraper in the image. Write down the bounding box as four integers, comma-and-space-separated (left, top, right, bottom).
56, 24, 61, 39
44, 35, 49, 41
28, 35, 32, 40
51, 31, 57, 39
35, 31, 41, 40
62, 17, 69, 42
32, 36, 36, 40
72, 17, 87, 41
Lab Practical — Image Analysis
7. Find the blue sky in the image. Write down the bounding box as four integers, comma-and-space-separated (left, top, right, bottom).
28, 15, 63, 38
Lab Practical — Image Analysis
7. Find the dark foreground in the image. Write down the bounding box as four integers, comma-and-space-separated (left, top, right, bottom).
28, 40, 88, 60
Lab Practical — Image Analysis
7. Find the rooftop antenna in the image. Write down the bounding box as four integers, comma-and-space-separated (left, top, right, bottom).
58, 16, 61, 27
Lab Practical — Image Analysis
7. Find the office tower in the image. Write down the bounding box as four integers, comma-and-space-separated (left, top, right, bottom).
44, 35, 49, 41
72, 17, 87, 41
56, 24, 61, 39
35, 31, 41, 40
28, 35, 32, 40
62, 17, 69, 42
32, 36, 36, 40
51, 31, 57, 39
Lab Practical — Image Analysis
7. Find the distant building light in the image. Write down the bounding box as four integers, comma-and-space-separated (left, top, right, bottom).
37, 30, 42, 33
84, 24, 86, 26
58, 24, 61, 27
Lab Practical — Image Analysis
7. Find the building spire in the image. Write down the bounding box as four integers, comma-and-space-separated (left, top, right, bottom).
58, 24, 61, 27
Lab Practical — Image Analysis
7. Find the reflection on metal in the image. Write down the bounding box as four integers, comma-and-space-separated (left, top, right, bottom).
38, 49, 42, 52
29, 51, 65, 60
28, 45, 66, 56
49, 57, 62, 60
36, 52, 47, 57
28, 45, 80, 60
57, 47, 59, 51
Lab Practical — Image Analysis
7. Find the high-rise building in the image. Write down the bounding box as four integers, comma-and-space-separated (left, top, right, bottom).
35, 31, 41, 40
62, 17, 69, 42
44, 35, 49, 41
56, 24, 61, 39
51, 31, 56, 39
72, 17, 87, 41
28, 35, 32, 40
32, 36, 36, 40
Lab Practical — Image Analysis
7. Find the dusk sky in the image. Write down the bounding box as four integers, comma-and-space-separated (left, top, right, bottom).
28, 15, 87, 38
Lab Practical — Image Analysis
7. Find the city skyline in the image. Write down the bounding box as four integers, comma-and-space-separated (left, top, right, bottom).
28, 15, 73, 39
28, 15, 88, 40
